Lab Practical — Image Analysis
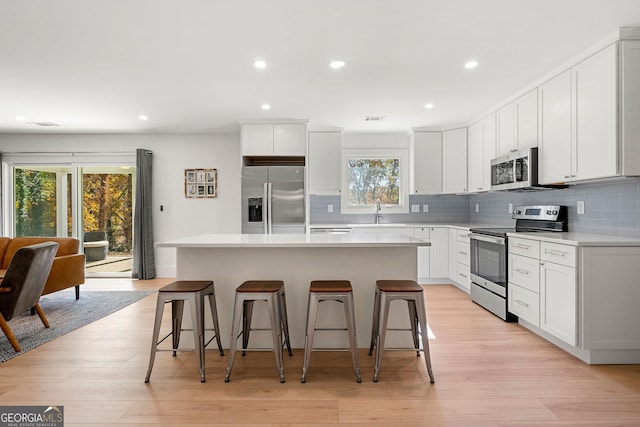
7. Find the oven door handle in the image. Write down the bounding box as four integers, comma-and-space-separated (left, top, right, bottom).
469, 233, 506, 246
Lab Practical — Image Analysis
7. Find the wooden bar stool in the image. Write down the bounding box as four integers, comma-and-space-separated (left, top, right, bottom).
368, 280, 435, 383
225, 280, 292, 383
145, 280, 224, 383
301, 280, 361, 383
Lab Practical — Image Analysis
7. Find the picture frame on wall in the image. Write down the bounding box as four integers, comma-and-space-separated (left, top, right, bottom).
185, 168, 217, 198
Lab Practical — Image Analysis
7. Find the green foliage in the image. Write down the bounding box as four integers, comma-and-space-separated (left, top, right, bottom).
83, 173, 133, 253
14, 168, 133, 255
348, 158, 400, 205
14, 169, 57, 236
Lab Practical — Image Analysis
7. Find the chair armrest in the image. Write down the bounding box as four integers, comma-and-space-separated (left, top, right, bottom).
43, 253, 86, 295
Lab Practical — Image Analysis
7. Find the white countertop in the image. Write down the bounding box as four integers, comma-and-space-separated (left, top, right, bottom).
509, 231, 640, 246
309, 223, 473, 230
157, 233, 431, 248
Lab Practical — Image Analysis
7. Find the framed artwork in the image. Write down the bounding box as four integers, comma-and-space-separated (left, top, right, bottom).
185, 168, 217, 198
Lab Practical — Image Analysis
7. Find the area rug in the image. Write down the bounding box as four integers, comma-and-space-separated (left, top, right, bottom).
0, 289, 153, 364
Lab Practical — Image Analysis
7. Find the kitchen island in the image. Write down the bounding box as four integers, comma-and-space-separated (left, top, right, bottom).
157, 233, 430, 349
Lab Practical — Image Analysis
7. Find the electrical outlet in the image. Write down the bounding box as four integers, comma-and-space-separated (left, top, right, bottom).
411, 204, 420, 213
327, 204, 333, 213
475, 204, 479, 213
508, 203, 513, 214
577, 201, 585, 215
423, 204, 429, 213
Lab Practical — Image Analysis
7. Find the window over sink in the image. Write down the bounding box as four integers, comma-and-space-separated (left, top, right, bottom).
341, 149, 409, 214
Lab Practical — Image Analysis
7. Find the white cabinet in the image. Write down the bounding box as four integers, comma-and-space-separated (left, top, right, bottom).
442, 128, 467, 194
448, 228, 458, 281
540, 259, 577, 346
451, 229, 470, 292
415, 227, 449, 280
496, 89, 538, 156
241, 123, 306, 156
467, 113, 496, 193
507, 236, 577, 346
571, 43, 618, 181
308, 130, 341, 195
411, 131, 442, 194
539, 41, 640, 184
538, 69, 572, 184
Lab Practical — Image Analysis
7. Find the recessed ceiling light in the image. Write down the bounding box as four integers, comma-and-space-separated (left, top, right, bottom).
329, 60, 346, 69
465, 60, 479, 69
254, 60, 267, 69
424, 103, 434, 109
261, 104, 271, 110
15, 115, 26, 121
138, 115, 148, 121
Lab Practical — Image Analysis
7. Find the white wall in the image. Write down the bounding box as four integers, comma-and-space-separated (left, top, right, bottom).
0, 133, 241, 277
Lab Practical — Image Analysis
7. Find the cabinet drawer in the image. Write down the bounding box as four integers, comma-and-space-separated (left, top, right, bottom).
508, 283, 539, 326
456, 262, 470, 289
456, 241, 470, 266
414, 227, 430, 239
509, 254, 540, 292
509, 237, 540, 258
456, 230, 471, 244
541, 242, 576, 267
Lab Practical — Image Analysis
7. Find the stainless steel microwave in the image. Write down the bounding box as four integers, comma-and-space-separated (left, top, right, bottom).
490, 147, 539, 191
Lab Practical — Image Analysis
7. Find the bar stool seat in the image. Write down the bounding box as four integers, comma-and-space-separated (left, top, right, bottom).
301, 280, 361, 383
225, 280, 292, 383
369, 280, 435, 383
145, 280, 224, 383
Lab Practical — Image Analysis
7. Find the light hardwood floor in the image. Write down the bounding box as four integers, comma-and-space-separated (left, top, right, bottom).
2, 278, 640, 426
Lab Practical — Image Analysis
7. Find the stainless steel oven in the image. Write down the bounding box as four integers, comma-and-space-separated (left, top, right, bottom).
469, 232, 513, 321
469, 205, 567, 322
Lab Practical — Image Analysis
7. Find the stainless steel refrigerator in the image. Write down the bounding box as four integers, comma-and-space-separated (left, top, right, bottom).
241, 166, 305, 234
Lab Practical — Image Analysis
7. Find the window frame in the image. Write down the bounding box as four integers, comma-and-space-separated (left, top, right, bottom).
340, 148, 409, 214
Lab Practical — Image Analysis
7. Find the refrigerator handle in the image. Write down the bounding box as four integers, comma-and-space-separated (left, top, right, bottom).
263, 183, 269, 234
267, 182, 273, 234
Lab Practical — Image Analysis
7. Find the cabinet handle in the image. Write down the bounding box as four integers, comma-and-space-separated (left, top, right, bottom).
510, 149, 519, 153
514, 268, 529, 275
515, 299, 529, 307
564, 175, 571, 179
459, 273, 468, 278
459, 251, 468, 255
477, 187, 483, 190
513, 243, 531, 249
545, 248, 568, 257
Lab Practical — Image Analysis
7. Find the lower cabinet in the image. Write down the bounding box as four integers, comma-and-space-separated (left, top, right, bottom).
540, 260, 577, 346
450, 229, 470, 292
508, 237, 577, 346
416, 226, 449, 280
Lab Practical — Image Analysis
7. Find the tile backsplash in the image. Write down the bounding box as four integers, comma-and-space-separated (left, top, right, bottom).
310, 194, 470, 225
310, 178, 640, 237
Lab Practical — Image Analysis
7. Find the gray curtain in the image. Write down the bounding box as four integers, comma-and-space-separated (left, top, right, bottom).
132, 148, 155, 279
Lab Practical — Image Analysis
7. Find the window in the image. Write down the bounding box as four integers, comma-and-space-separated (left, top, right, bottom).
341, 149, 409, 214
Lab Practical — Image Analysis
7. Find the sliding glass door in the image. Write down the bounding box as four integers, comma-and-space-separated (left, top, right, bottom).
13, 166, 73, 237
81, 166, 134, 275
8, 160, 135, 277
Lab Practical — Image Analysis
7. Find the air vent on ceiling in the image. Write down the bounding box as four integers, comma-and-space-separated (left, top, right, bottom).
26, 121, 60, 127
364, 116, 385, 122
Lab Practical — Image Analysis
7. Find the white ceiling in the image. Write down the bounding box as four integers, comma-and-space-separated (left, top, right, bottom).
1, 0, 640, 135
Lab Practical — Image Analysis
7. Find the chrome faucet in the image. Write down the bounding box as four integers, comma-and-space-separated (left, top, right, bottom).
375, 199, 382, 224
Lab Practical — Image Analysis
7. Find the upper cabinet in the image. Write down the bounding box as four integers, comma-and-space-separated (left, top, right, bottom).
241, 122, 307, 157
442, 127, 468, 194
308, 130, 341, 195
467, 113, 496, 193
539, 41, 640, 184
496, 89, 538, 156
411, 131, 442, 194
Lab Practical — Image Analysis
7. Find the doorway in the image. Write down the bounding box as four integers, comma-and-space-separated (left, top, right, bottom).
10, 162, 135, 277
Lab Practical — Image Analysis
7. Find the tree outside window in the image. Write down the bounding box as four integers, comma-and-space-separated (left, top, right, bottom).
347, 159, 400, 206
